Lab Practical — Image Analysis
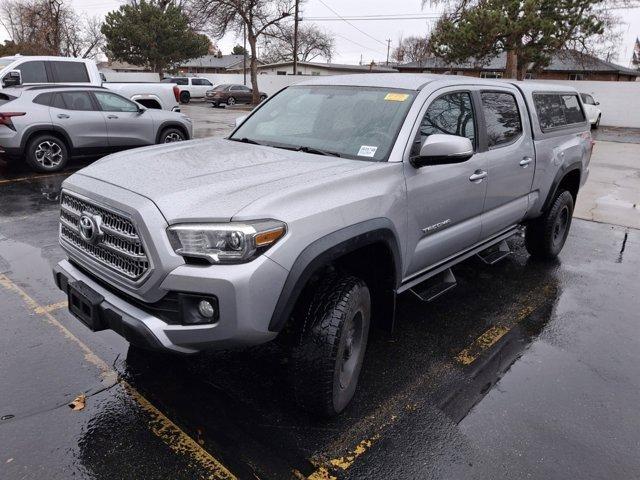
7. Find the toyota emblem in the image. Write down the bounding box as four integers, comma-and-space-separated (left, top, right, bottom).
79, 213, 103, 244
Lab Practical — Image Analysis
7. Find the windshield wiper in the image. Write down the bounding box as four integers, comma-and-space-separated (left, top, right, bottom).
230, 137, 263, 145
295, 145, 342, 157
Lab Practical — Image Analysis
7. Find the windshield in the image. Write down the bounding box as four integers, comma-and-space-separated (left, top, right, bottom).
0, 58, 16, 71
230, 85, 417, 161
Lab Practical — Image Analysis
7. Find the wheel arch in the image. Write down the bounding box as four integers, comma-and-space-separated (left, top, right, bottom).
268, 218, 402, 334
540, 162, 582, 214
20, 125, 73, 152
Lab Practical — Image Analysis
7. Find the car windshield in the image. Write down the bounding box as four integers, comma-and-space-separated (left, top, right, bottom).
230, 85, 417, 161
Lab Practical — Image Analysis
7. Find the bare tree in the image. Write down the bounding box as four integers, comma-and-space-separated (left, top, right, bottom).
262, 23, 333, 64
392, 35, 430, 64
187, 0, 296, 104
0, 0, 104, 58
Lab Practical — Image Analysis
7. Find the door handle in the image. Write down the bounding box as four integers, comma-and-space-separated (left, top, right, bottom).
57, 113, 70, 119
469, 170, 488, 183
107, 114, 119, 119
520, 157, 533, 167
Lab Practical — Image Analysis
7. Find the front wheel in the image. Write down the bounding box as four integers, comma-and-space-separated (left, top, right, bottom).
227, 96, 236, 106
525, 190, 575, 260
290, 274, 371, 417
158, 127, 185, 143
593, 114, 601, 129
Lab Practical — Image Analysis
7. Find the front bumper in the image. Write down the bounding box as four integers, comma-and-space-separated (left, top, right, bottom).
53, 257, 287, 354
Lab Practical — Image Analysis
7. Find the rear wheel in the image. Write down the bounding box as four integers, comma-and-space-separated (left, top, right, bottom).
289, 273, 371, 417
179, 91, 190, 104
158, 127, 185, 143
25, 134, 69, 172
525, 190, 574, 260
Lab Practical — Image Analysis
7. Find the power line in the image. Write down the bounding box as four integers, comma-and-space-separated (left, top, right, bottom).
315, 0, 387, 46
333, 33, 386, 56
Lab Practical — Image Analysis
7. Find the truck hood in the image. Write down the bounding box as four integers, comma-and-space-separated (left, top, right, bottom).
74, 138, 376, 223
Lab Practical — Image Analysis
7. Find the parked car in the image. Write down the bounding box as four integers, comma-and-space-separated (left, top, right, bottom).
580, 93, 602, 129
205, 84, 267, 107
0, 85, 192, 172
0, 56, 181, 111
53, 74, 592, 417
161, 76, 215, 104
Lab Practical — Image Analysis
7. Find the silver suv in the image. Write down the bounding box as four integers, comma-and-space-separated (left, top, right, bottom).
0, 85, 192, 172
53, 74, 593, 416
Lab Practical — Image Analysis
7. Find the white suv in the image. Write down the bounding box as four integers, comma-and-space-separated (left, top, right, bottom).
161, 76, 214, 103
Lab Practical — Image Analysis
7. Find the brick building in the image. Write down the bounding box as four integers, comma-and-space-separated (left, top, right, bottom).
396, 50, 639, 81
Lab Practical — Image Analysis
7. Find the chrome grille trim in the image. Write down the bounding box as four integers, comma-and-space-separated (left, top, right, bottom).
59, 192, 151, 282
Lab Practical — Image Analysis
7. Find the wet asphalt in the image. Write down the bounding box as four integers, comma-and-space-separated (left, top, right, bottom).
1, 118, 639, 479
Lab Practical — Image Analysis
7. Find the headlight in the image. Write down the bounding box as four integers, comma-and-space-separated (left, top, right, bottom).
167, 220, 286, 264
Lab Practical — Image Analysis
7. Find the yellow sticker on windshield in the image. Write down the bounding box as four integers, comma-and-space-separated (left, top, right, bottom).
385, 93, 409, 102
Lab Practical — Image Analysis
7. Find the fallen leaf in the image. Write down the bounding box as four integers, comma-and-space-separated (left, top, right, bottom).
69, 394, 86, 411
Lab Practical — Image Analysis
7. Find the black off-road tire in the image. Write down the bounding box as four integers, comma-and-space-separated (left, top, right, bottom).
525, 190, 575, 260
25, 133, 69, 172
290, 274, 371, 417
593, 114, 601, 129
179, 91, 190, 104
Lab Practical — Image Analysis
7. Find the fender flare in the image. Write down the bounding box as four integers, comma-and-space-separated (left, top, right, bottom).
20, 124, 74, 151
268, 218, 402, 332
540, 161, 582, 214
155, 121, 191, 143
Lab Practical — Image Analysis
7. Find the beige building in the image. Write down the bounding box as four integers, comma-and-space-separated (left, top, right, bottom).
228, 61, 398, 76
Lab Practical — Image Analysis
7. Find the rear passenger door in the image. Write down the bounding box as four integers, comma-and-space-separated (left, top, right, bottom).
479, 89, 535, 238
50, 91, 109, 150
92, 91, 155, 147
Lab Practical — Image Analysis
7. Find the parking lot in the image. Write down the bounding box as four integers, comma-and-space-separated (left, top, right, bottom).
1, 102, 639, 480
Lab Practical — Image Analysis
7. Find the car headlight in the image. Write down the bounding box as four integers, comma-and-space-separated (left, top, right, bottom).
167, 220, 286, 264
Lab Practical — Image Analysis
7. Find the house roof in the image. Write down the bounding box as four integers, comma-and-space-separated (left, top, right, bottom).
252, 61, 398, 73
399, 50, 639, 76
178, 54, 250, 69
97, 60, 149, 72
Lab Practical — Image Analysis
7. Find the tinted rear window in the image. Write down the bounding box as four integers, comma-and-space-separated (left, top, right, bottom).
50, 61, 90, 83
481, 92, 522, 148
533, 93, 586, 131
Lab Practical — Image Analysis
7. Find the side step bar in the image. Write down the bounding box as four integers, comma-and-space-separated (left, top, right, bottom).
476, 240, 511, 265
410, 268, 457, 302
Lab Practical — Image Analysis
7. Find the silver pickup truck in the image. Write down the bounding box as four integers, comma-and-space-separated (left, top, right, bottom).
53, 74, 593, 416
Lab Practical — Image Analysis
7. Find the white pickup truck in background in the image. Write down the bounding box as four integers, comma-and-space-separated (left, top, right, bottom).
160, 76, 215, 104
0, 55, 181, 112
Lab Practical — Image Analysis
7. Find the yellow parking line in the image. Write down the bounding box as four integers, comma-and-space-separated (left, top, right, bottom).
0, 170, 74, 186
0, 273, 237, 480
34, 300, 68, 314
455, 325, 511, 365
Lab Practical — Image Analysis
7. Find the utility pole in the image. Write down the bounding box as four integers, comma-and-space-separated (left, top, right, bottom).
243, 23, 247, 86
386, 39, 391, 66
293, 0, 300, 75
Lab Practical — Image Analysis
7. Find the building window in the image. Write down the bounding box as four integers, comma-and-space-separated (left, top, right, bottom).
480, 71, 503, 79
277, 71, 287, 75
568, 73, 584, 81
311, 71, 321, 76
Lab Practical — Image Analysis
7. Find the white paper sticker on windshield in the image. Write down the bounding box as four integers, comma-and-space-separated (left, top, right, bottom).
358, 145, 378, 157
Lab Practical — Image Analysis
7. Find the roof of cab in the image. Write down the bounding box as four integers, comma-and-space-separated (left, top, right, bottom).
295, 72, 578, 93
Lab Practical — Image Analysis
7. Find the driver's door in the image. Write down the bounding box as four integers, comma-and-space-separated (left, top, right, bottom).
92, 91, 154, 147
403, 88, 488, 278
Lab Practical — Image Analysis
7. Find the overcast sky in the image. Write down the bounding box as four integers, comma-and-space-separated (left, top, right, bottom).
5, 0, 640, 67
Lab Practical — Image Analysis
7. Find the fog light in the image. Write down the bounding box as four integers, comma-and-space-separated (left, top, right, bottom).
198, 299, 216, 319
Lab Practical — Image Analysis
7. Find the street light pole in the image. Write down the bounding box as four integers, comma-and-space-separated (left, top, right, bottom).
293, 0, 299, 75
386, 39, 391, 66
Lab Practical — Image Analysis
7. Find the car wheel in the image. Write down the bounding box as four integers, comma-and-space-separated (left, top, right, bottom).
159, 127, 185, 143
525, 190, 575, 260
259, 94, 267, 102
227, 96, 236, 106
25, 134, 69, 172
593, 114, 601, 129
289, 273, 371, 417
179, 91, 190, 104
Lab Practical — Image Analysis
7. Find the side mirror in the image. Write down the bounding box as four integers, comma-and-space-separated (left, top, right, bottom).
235, 115, 247, 128
2, 70, 22, 88
410, 134, 474, 168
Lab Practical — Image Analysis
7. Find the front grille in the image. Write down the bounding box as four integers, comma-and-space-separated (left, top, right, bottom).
59, 192, 151, 282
